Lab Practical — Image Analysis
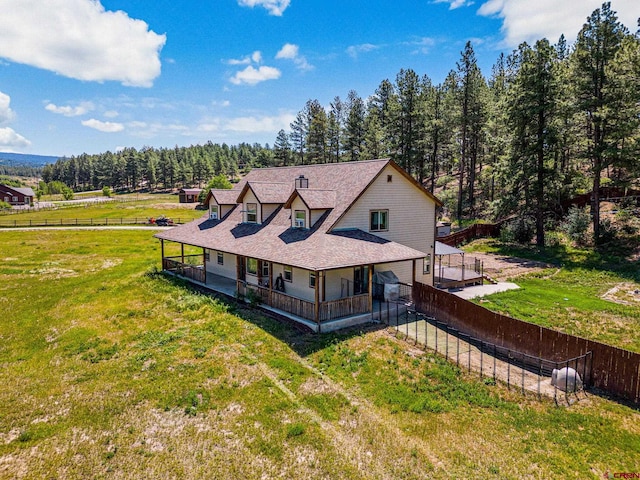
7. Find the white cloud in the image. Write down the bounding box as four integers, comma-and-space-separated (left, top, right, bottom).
103, 110, 119, 118
223, 113, 296, 133
478, 0, 639, 47
237, 0, 291, 16
276, 43, 298, 60
434, 0, 475, 9
0, 0, 165, 87
227, 50, 262, 65
276, 43, 313, 71
406, 37, 437, 54
346, 43, 380, 59
0, 127, 30, 148
81, 118, 124, 133
0, 91, 30, 148
45, 101, 94, 117
0, 91, 16, 124
230, 65, 281, 85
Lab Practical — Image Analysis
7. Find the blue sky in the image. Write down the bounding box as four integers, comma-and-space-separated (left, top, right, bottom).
0, 0, 636, 156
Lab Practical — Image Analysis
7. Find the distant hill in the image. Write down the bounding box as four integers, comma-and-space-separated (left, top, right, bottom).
0, 152, 61, 167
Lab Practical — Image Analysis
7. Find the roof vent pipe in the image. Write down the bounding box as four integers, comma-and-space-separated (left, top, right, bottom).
295, 175, 309, 189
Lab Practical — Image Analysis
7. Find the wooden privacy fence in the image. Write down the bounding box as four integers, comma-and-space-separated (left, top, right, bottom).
413, 282, 640, 403
438, 222, 501, 247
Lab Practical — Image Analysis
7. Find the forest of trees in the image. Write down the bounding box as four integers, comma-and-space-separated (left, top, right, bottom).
273, 3, 639, 245
41, 142, 273, 193
43, 3, 638, 245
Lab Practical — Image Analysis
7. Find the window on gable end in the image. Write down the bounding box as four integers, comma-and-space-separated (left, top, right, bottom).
370, 209, 389, 232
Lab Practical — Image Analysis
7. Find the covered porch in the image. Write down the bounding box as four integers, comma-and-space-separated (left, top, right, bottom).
158, 238, 419, 333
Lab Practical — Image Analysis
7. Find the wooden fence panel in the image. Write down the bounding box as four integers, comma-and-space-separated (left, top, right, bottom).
413, 282, 640, 403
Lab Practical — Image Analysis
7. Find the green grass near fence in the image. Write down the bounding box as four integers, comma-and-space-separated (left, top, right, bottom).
465, 238, 640, 353
1, 229, 639, 479
0, 193, 205, 224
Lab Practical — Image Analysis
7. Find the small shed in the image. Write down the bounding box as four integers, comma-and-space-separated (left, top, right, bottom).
179, 188, 202, 203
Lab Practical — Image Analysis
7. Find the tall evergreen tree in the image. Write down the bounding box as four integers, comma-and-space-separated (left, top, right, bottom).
571, 2, 629, 243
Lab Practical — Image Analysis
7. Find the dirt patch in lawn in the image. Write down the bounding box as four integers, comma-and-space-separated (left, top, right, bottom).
601, 282, 640, 306
466, 252, 554, 282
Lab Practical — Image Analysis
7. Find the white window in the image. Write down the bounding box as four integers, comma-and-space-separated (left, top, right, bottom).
210, 205, 219, 220
294, 210, 306, 228
284, 265, 292, 282
12, 196, 18, 203
261, 261, 269, 278
423, 254, 431, 274
370, 210, 389, 232
309, 272, 316, 288
246, 203, 257, 223
217, 252, 224, 265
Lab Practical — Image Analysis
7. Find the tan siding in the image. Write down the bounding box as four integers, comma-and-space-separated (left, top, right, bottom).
262, 203, 279, 221
270, 263, 315, 302
335, 164, 436, 284
205, 250, 236, 280
310, 209, 328, 227
220, 204, 234, 218
324, 267, 355, 301
375, 261, 413, 285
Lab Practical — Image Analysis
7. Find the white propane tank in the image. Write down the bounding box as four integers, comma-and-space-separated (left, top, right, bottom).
551, 367, 583, 392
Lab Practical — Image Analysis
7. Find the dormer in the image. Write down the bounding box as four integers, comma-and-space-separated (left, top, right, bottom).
284, 188, 336, 229
236, 182, 290, 224
204, 189, 238, 220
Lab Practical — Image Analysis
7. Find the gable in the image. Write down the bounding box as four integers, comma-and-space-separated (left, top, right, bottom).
332, 163, 438, 254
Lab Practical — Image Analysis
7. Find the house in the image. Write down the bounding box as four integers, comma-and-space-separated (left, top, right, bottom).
0, 184, 35, 206
155, 159, 442, 332
178, 188, 203, 203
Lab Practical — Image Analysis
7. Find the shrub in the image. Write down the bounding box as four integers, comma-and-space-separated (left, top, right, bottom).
501, 217, 535, 244
0, 201, 11, 210
562, 207, 590, 246
598, 218, 618, 244
102, 186, 112, 197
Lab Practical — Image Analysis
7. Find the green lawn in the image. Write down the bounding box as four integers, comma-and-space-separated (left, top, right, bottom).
464, 238, 640, 353
1, 230, 639, 479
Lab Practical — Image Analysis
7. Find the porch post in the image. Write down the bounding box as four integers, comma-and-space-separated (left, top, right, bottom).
314, 270, 320, 332
160, 239, 165, 270
181, 243, 185, 264
269, 262, 273, 305
368, 264, 373, 313
203, 247, 207, 284
412, 259, 416, 284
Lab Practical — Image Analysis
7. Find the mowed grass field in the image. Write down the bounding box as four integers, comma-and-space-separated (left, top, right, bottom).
1, 229, 639, 479
464, 239, 640, 353
0, 193, 205, 224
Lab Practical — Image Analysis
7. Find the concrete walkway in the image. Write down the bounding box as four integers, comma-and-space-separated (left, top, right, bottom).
447, 281, 520, 299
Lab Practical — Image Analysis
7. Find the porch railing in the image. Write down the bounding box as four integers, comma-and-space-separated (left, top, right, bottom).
240, 282, 370, 323
320, 294, 370, 322
163, 256, 205, 283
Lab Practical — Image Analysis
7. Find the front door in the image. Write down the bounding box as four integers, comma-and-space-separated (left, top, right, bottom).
354, 266, 369, 295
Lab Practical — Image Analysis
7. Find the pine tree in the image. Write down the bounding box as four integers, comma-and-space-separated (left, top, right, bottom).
571, 2, 629, 243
